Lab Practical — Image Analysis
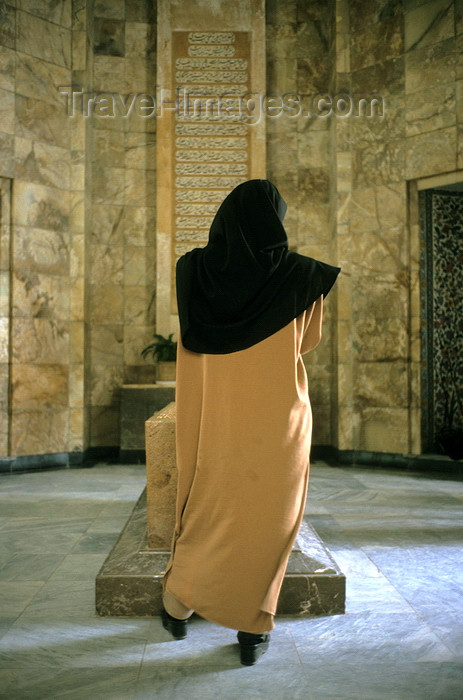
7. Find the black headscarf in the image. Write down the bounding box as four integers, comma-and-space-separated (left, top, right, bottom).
176, 179, 340, 354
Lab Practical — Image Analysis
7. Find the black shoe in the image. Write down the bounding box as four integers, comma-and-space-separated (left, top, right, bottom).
237, 631, 270, 665
161, 607, 188, 640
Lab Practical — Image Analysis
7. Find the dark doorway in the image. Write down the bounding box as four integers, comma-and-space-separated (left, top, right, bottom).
419, 187, 463, 458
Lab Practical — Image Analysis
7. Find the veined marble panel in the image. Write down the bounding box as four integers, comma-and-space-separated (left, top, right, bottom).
17, 0, 72, 28
11, 362, 68, 408
11, 319, 70, 365
15, 95, 70, 150
16, 53, 70, 105
10, 408, 69, 454
13, 182, 69, 230
14, 224, 70, 274
0, 45, 15, 92
16, 10, 71, 69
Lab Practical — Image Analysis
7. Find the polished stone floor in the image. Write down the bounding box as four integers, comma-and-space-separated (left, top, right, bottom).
0, 461, 462, 699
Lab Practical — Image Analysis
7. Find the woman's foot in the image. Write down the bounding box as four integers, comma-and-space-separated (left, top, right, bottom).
161, 607, 188, 639
237, 631, 270, 665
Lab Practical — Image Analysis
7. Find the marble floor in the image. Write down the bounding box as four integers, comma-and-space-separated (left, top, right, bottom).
0, 461, 462, 699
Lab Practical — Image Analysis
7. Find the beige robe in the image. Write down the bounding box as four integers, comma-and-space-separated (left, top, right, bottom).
163, 296, 323, 633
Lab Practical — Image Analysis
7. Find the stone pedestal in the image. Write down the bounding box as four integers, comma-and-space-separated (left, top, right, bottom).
96, 403, 345, 617
119, 384, 175, 460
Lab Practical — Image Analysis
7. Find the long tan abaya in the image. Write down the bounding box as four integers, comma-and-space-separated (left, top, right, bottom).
163, 295, 323, 634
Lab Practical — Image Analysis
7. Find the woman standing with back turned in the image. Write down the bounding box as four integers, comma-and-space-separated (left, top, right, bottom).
162, 179, 340, 665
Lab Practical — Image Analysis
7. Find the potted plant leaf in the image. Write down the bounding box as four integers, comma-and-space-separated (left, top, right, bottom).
141, 333, 177, 384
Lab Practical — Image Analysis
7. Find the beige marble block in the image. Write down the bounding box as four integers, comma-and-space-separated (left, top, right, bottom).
404, 0, 454, 52
16, 10, 71, 68
0, 88, 15, 135
145, 402, 177, 549
0, 45, 15, 92
13, 181, 70, 230
359, 407, 410, 454
405, 126, 457, 179
10, 408, 69, 456
15, 94, 70, 150
16, 52, 70, 105
11, 363, 68, 409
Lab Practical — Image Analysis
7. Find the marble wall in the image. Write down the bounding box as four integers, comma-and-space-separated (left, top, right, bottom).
1, 0, 462, 460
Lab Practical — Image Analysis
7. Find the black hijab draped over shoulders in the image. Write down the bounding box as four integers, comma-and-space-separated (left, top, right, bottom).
176, 179, 340, 354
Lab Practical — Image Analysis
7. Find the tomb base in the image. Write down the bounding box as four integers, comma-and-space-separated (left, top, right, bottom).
95, 488, 345, 617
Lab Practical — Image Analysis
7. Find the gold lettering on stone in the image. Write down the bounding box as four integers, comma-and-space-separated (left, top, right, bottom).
172, 30, 250, 293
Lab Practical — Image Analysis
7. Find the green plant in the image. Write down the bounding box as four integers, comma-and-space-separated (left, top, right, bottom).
141, 333, 177, 363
